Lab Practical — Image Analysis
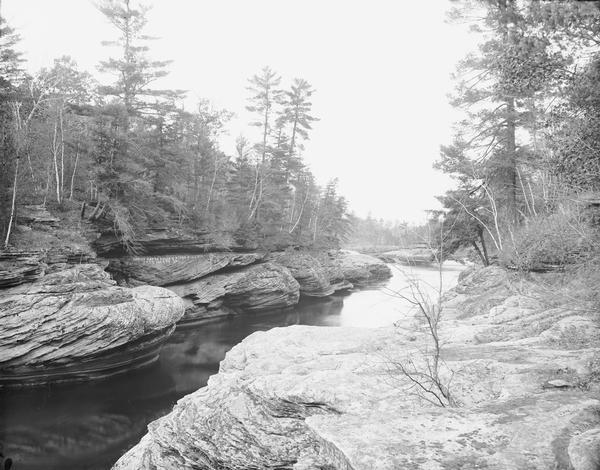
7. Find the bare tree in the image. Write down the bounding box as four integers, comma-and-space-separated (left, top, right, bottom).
383, 220, 457, 407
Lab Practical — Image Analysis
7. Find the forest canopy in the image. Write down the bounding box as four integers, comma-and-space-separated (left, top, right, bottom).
425, 0, 600, 268
0, 0, 351, 252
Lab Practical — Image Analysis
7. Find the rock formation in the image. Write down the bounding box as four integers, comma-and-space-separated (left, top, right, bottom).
108, 252, 265, 286
114, 266, 600, 470
92, 227, 255, 257
0, 263, 185, 387
272, 251, 334, 297
168, 263, 300, 323
0, 252, 46, 288
317, 250, 392, 285
108, 250, 391, 323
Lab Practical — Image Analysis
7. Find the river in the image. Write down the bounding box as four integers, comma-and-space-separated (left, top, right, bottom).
0, 262, 464, 470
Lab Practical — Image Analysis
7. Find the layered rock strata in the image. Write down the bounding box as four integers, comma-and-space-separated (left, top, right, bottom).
316, 250, 392, 285
0, 263, 185, 387
108, 250, 392, 323
108, 252, 265, 287
168, 263, 300, 323
114, 266, 600, 470
272, 252, 335, 297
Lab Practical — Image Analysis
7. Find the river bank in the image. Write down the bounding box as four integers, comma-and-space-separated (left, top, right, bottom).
0, 263, 461, 470
113, 265, 600, 470
0, 208, 392, 388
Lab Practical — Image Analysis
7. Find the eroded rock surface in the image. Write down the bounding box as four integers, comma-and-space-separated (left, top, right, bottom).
273, 252, 334, 297
0, 264, 185, 387
0, 246, 98, 288
0, 252, 46, 288
443, 265, 514, 318
168, 262, 300, 323
114, 266, 600, 470
108, 252, 265, 286
317, 250, 391, 286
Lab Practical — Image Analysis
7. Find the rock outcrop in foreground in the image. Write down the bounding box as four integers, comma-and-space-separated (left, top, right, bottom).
114, 266, 600, 470
0, 263, 185, 387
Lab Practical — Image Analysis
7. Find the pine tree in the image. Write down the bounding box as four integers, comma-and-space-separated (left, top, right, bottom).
246, 66, 282, 222
279, 78, 318, 158
94, 0, 185, 248
440, 0, 564, 234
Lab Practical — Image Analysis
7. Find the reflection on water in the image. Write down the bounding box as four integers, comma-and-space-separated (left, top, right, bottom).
0, 262, 463, 470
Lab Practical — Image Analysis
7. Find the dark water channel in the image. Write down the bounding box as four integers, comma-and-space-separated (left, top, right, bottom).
0, 262, 464, 470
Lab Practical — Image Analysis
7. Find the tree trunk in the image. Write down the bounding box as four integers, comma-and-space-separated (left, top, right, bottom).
205, 155, 220, 216
312, 200, 320, 242
248, 161, 260, 220
59, 107, 65, 202
499, 0, 518, 225
470, 240, 487, 266
4, 156, 19, 249
289, 108, 298, 157
479, 230, 490, 266
289, 187, 310, 234
505, 96, 517, 224
69, 142, 80, 200
52, 118, 61, 203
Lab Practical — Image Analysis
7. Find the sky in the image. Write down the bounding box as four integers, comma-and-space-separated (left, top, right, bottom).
3, 0, 478, 224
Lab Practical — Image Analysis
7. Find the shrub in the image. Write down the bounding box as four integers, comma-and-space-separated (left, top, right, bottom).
501, 205, 599, 271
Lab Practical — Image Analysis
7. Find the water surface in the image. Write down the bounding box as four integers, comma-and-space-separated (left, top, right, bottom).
0, 262, 463, 470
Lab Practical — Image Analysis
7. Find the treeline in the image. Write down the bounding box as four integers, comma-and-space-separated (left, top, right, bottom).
345, 215, 433, 248
431, 0, 600, 269
0, 0, 350, 253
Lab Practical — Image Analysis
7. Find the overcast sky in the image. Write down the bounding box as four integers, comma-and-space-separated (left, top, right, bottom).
3, 0, 478, 223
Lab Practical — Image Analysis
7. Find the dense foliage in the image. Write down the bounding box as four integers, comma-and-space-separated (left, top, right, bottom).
0, 0, 350, 252
434, 0, 600, 269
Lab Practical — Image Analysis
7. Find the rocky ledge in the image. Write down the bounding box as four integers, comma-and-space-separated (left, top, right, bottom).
109, 250, 391, 323
168, 263, 300, 323
114, 266, 600, 469
108, 252, 265, 287
375, 247, 436, 265
317, 250, 392, 285
0, 263, 185, 387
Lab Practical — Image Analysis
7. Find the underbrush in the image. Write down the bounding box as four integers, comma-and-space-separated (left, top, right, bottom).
496, 203, 600, 321
500, 206, 599, 272
8, 201, 90, 253
513, 257, 600, 316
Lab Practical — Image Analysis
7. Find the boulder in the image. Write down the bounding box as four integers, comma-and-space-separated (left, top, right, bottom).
317, 250, 391, 285
311, 251, 353, 292
443, 265, 514, 318
108, 252, 265, 286
168, 263, 300, 323
272, 252, 334, 297
0, 264, 185, 387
